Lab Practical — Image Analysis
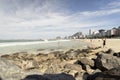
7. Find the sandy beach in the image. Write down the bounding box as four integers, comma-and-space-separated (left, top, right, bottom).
83, 39, 120, 52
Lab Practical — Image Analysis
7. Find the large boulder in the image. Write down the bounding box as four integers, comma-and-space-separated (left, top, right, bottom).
22, 74, 50, 80
113, 52, 120, 57
0, 58, 22, 80
79, 58, 94, 67
64, 64, 82, 72
66, 52, 78, 60
44, 73, 76, 80
21, 60, 39, 70
95, 53, 120, 71
84, 67, 120, 80
74, 58, 95, 72
105, 48, 115, 54
44, 59, 62, 74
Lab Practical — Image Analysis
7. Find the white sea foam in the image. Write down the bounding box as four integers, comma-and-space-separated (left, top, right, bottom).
0, 40, 70, 47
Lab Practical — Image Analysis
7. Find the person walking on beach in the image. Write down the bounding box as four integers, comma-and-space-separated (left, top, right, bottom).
102, 38, 106, 48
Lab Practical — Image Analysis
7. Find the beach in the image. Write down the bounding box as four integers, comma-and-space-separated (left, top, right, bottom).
0, 39, 120, 80
83, 39, 120, 52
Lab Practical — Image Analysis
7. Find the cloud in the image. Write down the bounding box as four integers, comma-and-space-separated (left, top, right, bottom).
107, 1, 120, 8
0, 0, 120, 39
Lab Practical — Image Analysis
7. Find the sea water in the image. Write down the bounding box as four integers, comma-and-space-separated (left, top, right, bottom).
0, 40, 90, 55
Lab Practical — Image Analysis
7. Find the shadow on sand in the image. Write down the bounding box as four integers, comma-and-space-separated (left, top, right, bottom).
21, 73, 76, 80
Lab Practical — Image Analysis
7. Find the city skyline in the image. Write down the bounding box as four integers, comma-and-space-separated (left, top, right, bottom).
0, 0, 120, 39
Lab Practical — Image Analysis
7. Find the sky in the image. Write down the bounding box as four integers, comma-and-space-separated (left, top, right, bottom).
0, 0, 120, 39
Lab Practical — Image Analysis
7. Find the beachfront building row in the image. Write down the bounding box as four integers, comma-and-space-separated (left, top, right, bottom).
87, 26, 120, 38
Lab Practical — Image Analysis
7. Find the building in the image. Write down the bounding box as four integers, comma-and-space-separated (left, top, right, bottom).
116, 26, 120, 36
72, 32, 84, 39
106, 28, 117, 37
89, 29, 94, 35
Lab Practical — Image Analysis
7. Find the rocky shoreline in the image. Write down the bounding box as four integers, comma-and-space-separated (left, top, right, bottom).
0, 46, 120, 80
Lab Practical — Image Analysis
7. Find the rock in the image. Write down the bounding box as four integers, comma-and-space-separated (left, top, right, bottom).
22, 74, 50, 80
79, 58, 94, 67
36, 53, 48, 56
105, 48, 115, 54
81, 49, 92, 54
47, 51, 63, 59
74, 49, 81, 54
74, 58, 95, 71
0, 58, 22, 80
0, 77, 2, 80
44, 73, 76, 80
64, 64, 82, 72
34, 53, 48, 62
86, 65, 95, 74
95, 53, 120, 71
92, 69, 101, 74
1, 54, 11, 59
11, 53, 35, 61
85, 67, 120, 80
21, 60, 39, 70
74, 60, 86, 71
67, 70, 78, 77
66, 52, 78, 60
65, 49, 74, 54
113, 52, 120, 57
56, 53, 67, 61
44, 59, 62, 74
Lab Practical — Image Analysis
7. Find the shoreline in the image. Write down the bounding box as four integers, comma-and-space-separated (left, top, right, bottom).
0, 40, 90, 55
0, 40, 70, 47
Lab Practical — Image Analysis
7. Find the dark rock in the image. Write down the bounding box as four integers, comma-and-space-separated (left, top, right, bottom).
44, 73, 76, 80
1, 54, 11, 59
22, 73, 76, 80
95, 53, 120, 71
36, 53, 48, 56
0, 77, 2, 80
94, 46, 101, 50
113, 52, 120, 57
22, 74, 50, 80
105, 48, 115, 54
84, 67, 120, 80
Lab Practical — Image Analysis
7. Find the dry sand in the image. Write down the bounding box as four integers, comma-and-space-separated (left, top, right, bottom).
83, 39, 120, 52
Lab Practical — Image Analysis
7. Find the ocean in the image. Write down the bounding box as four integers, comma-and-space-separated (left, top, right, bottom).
0, 40, 90, 55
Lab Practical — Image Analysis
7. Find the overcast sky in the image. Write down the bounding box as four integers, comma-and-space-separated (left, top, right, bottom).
0, 0, 120, 39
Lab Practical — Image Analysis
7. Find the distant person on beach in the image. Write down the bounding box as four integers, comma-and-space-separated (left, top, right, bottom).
90, 39, 92, 43
102, 38, 106, 48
